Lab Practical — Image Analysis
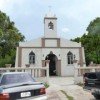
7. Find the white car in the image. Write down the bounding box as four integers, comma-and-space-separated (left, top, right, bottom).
0, 72, 47, 100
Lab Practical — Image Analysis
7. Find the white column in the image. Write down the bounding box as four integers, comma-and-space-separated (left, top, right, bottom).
73, 60, 79, 84
45, 60, 50, 84
32, 69, 34, 77
38, 69, 41, 77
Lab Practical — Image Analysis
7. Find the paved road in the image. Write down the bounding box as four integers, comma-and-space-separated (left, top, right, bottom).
46, 77, 95, 100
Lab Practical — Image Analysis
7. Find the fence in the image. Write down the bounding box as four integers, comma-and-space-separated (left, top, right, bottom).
74, 66, 100, 84
0, 67, 49, 83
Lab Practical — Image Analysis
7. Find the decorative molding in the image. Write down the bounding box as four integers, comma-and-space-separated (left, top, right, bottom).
44, 17, 57, 20
43, 38, 60, 40
41, 38, 45, 47
20, 47, 82, 49
18, 47, 22, 67
5, 64, 12, 68
57, 38, 60, 47
57, 60, 61, 76
73, 60, 78, 63
42, 60, 46, 67
25, 64, 30, 67
79, 47, 83, 66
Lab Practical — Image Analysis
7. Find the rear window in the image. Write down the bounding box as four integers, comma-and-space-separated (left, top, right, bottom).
85, 73, 97, 79
88, 73, 97, 79
1, 73, 35, 85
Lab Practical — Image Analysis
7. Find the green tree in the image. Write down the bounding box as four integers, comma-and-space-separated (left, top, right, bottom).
0, 11, 25, 67
72, 17, 100, 66
87, 17, 100, 35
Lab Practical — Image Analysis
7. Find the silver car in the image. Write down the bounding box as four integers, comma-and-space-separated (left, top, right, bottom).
0, 72, 47, 100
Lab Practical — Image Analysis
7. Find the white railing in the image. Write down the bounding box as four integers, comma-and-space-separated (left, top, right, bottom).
0, 67, 49, 83
74, 66, 100, 84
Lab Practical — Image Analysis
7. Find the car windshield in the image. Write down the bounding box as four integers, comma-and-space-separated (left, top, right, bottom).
1, 73, 35, 85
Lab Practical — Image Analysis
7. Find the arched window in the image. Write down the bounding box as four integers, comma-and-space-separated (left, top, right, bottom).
29, 51, 35, 64
67, 51, 73, 64
48, 21, 54, 30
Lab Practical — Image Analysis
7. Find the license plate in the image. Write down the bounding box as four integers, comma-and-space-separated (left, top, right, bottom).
21, 92, 31, 97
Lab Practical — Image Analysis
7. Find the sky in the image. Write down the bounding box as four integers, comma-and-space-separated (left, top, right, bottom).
0, 0, 100, 41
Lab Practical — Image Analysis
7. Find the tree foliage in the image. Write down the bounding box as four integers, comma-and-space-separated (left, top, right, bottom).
72, 17, 100, 66
0, 11, 25, 67
87, 17, 100, 35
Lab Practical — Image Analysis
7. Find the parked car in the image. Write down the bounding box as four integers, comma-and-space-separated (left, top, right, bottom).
83, 72, 100, 87
83, 72, 100, 99
0, 72, 47, 100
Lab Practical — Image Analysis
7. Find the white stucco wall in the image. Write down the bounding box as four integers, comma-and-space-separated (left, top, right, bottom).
15, 37, 85, 76
60, 48, 80, 76
42, 48, 61, 60
45, 40, 57, 47
21, 48, 42, 68
15, 47, 19, 67
82, 47, 86, 67
44, 18, 57, 38
41, 48, 81, 76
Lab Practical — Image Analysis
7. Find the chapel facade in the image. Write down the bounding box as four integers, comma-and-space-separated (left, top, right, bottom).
15, 12, 86, 76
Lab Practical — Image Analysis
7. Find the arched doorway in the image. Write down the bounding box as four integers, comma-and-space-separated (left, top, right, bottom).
45, 52, 58, 76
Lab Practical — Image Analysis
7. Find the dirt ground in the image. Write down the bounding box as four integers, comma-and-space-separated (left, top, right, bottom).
46, 77, 95, 100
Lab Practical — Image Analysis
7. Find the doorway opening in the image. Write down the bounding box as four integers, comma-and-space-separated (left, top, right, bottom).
45, 52, 58, 76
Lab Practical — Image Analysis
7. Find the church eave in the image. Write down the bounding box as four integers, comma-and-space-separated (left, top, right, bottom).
44, 17, 57, 20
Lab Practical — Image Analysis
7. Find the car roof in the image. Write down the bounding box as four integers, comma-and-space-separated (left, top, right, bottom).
85, 72, 100, 74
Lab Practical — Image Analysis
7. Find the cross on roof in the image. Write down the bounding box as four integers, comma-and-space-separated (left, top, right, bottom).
48, 6, 52, 12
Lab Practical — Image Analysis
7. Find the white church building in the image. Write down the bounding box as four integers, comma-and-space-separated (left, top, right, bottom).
15, 12, 85, 76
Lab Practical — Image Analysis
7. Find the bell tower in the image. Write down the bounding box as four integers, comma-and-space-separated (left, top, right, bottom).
44, 12, 57, 38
